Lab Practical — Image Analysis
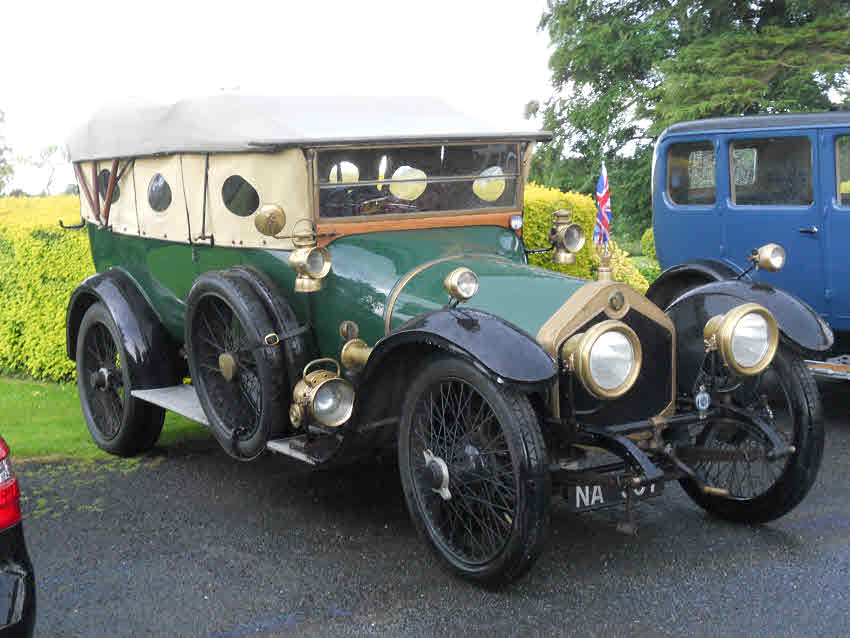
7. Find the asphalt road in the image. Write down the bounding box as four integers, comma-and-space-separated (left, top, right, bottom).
21, 382, 850, 638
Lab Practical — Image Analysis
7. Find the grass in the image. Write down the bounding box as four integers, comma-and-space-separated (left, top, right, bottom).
0, 376, 211, 460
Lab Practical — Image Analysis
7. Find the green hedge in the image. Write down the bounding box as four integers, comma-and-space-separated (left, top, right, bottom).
1, 189, 648, 382
0, 196, 94, 381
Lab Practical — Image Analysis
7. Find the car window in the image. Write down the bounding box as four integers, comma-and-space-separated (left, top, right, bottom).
221, 174, 260, 217
316, 144, 519, 218
148, 173, 172, 213
96, 168, 120, 203
837, 135, 850, 207
667, 142, 716, 205
730, 137, 812, 206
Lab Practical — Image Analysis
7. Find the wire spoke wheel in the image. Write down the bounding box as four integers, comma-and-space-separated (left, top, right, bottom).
680, 345, 824, 523
75, 302, 166, 456
185, 271, 285, 460
192, 295, 262, 440
399, 356, 550, 586
79, 322, 124, 440
409, 378, 517, 564
691, 362, 793, 500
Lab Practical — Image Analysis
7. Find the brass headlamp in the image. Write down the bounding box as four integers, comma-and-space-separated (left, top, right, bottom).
751, 243, 786, 273
291, 358, 355, 428
561, 320, 642, 399
703, 303, 778, 376
444, 267, 479, 302
289, 245, 332, 292
252, 212, 331, 293
551, 208, 586, 265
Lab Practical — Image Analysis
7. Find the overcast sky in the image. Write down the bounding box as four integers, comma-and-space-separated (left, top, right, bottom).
1, 0, 554, 194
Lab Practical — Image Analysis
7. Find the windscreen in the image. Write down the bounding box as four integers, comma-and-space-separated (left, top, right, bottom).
316, 143, 520, 218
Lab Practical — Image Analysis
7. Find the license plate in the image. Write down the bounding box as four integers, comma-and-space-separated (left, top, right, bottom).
565, 480, 664, 512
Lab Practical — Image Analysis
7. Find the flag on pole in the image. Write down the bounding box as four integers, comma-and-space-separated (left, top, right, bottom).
594, 163, 611, 246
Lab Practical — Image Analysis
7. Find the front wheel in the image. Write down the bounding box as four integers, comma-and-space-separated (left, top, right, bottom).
680, 345, 824, 523
398, 356, 551, 586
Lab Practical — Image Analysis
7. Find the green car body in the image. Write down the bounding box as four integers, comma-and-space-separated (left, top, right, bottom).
88, 224, 586, 354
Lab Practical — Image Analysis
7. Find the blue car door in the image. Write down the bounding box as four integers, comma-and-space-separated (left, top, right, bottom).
721, 132, 827, 319
822, 128, 850, 331
652, 137, 722, 268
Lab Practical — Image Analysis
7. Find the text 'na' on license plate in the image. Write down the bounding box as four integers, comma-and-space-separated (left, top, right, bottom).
565, 480, 664, 512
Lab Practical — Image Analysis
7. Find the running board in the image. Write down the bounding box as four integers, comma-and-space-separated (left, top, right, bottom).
131, 385, 209, 426
266, 436, 320, 465
807, 357, 850, 381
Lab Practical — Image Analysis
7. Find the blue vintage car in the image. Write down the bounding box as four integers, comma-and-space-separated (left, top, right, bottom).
651, 112, 849, 370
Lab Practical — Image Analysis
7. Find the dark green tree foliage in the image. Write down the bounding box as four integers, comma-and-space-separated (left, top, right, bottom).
0, 110, 13, 195
531, 0, 850, 243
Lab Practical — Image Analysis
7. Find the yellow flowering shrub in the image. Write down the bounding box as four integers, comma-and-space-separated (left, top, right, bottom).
523, 183, 649, 292
0, 196, 94, 381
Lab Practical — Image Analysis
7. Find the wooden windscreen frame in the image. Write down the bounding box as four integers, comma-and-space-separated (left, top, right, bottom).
311, 140, 531, 246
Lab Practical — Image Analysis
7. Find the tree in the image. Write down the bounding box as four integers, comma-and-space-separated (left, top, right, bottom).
531, 1, 850, 242
31, 144, 64, 196
0, 109, 12, 195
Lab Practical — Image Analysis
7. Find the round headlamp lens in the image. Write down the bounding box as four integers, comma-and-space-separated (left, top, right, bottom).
731, 312, 769, 368
311, 379, 355, 426
769, 246, 786, 270
305, 249, 326, 276
509, 214, 523, 231
560, 223, 586, 253
455, 270, 479, 299
588, 330, 635, 391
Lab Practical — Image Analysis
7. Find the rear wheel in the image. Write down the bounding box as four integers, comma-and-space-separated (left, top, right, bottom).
398, 356, 550, 586
76, 302, 165, 456
680, 345, 824, 523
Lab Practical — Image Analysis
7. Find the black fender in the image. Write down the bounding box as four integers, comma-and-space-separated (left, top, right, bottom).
667, 279, 833, 394
339, 308, 556, 461
363, 307, 555, 389
647, 259, 742, 310
66, 268, 182, 389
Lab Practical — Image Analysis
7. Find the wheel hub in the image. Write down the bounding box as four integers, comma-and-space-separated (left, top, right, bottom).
91, 367, 115, 391
219, 353, 238, 381
423, 449, 451, 501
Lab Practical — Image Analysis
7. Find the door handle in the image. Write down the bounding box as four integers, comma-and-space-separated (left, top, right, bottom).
798, 225, 819, 235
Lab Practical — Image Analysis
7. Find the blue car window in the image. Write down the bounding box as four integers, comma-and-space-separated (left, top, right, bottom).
730, 137, 812, 206
667, 142, 716, 205
838, 136, 850, 207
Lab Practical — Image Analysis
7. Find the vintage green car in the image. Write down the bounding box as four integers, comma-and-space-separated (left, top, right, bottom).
64, 96, 831, 585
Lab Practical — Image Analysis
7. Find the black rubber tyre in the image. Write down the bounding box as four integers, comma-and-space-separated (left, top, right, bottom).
185, 272, 284, 460
680, 345, 824, 523
398, 356, 551, 587
76, 302, 165, 456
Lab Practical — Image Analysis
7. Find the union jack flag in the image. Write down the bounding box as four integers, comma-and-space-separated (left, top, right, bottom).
594, 163, 611, 246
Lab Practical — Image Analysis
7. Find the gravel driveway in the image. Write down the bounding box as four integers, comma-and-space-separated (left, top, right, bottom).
21, 382, 850, 637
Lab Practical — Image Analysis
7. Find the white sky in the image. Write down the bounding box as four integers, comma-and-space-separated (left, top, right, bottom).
0, 0, 554, 194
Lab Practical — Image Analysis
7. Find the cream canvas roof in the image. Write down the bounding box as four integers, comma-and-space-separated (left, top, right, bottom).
67, 95, 552, 161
